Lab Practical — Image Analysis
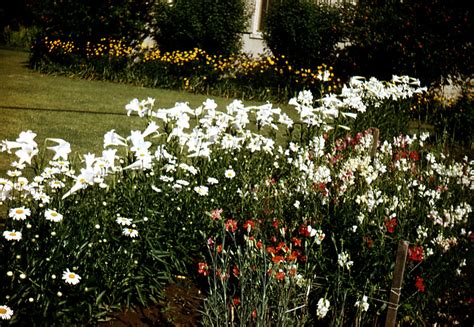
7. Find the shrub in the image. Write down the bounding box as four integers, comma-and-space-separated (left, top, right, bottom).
152, 0, 247, 56
263, 0, 349, 69
30, 0, 152, 58
337, 0, 473, 86
2, 25, 39, 50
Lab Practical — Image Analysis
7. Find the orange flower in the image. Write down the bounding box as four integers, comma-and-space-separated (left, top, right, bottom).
275, 271, 286, 280
272, 255, 285, 264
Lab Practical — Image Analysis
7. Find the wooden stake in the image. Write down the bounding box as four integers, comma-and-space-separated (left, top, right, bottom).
385, 240, 409, 327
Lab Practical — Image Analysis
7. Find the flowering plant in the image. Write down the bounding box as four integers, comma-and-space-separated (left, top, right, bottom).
0, 75, 471, 325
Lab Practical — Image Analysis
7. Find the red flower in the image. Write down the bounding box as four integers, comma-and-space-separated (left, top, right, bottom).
243, 219, 255, 232
198, 262, 209, 276
385, 217, 397, 233
275, 271, 286, 280
252, 309, 257, 319
363, 236, 374, 248
409, 150, 420, 161
299, 224, 310, 237
217, 244, 223, 253
225, 219, 237, 233
408, 246, 424, 262
272, 219, 279, 229
266, 246, 277, 254
272, 255, 285, 264
233, 297, 240, 306
256, 240, 263, 249
276, 241, 288, 253
287, 250, 299, 262
233, 265, 240, 277
415, 276, 425, 292
291, 237, 302, 247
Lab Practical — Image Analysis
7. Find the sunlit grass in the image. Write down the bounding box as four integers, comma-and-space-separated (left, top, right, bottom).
0, 48, 268, 173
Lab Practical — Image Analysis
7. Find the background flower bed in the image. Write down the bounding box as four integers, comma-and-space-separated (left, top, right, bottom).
1, 76, 472, 325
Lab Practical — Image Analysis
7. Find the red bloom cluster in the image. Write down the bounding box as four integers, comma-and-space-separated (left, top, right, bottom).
198, 262, 209, 276
408, 246, 424, 262
243, 219, 255, 232
415, 276, 425, 292
394, 150, 420, 161
225, 219, 238, 233
385, 217, 397, 233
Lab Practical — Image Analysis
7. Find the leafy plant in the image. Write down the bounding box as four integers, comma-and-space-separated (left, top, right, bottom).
152, 0, 247, 56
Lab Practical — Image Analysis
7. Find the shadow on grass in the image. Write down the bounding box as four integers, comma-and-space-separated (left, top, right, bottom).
0, 105, 128, 116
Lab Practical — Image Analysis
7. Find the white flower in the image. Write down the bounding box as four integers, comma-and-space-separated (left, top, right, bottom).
224, 169, 236, 179
294, 200, 300, 209
62, 269, 81, 285
123, 228, 139, 238
47, 138, 71, 160
207, 177, 219, 185
317, 298, 330, 319
194, 185, 209, 196
45, 209, 63, 222
0, 305, 14, 320
355, 295, 369, 312
103, 129, 127, 148
8, 207, 31, 220
3, 230, 22, 241
49, 180, 65, 189
307, 225, 317, 237
116, 217, 133, 226
338, 251, 353, 270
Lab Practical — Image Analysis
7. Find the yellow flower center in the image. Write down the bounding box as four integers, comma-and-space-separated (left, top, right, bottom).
0, 308, 7, 314
15, 209, 24, 214
51, 212, 58, 217
69, 274, 75, 279
9, 232, 17, 236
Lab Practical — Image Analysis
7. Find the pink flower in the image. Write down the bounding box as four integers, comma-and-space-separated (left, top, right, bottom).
225, 219, 237, 233
210, 208, 223, 221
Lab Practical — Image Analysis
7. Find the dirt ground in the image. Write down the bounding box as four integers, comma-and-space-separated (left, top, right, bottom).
98, 281, 202, 327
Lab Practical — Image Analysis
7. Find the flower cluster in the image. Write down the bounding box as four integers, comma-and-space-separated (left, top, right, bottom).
1, 74, 471, 324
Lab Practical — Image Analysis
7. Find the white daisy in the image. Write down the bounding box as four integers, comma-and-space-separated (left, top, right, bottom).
0, 305, 14, 320
62, 269, 81, 285
8, 207, 31, 220
122, 228, 139, 238
194, 185, 209, 196
116, 217, 133, 226
224, 169, 236, 179
207, 177, 219, 185
3, 230, 22, 241
45, 209, 63, 222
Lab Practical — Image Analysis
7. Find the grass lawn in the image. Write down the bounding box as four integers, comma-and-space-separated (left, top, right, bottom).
0, 48, 258, 173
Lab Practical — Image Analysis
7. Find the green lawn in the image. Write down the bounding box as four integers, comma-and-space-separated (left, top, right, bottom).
0, 48, 253, 173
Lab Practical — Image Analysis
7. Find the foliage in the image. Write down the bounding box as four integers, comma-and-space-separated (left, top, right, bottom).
1, 76, 472, 325
2, 25, 38, 51
151, 0, 247, 56
263, 0, 349, 69
29, 0, 152, 60
30, 39, 339, 103
337, 0, 473, 86
414, 87, 474, 149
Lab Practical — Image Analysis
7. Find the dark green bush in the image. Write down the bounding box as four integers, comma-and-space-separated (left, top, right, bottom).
29, 0, 151, 59
263, 0, 349, 69
337, 0, 473, 86
152, 0, 247, 56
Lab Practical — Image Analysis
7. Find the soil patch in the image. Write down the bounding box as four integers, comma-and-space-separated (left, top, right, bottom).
99, 280, 202, 326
